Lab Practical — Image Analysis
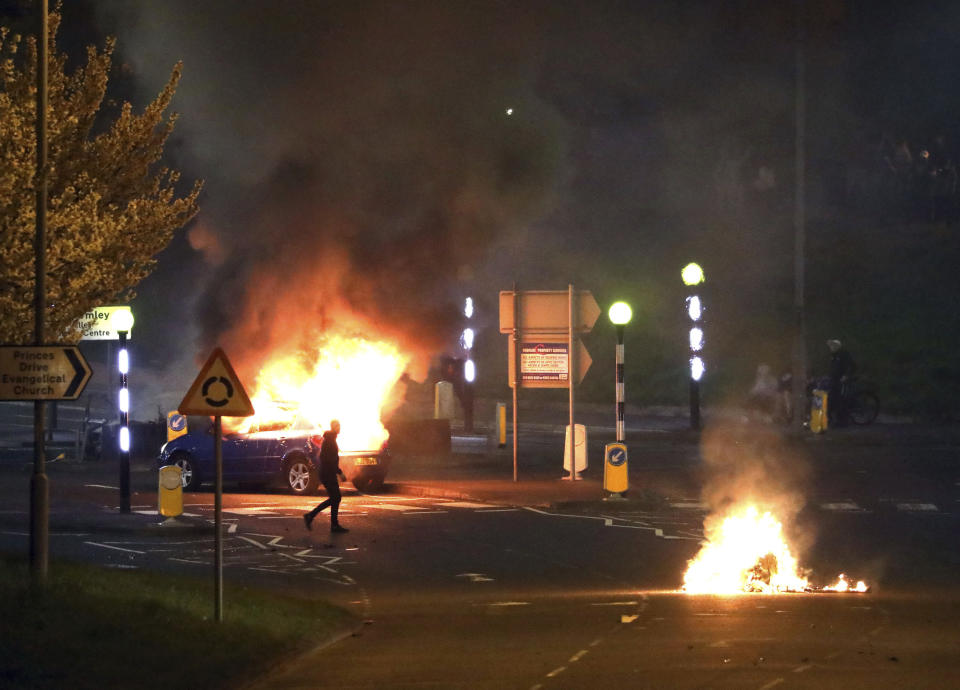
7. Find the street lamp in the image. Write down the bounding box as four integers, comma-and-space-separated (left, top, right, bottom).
604, 301, 632, 500
608, 301, 632, 443
682, 263, 704, 430
110, 308, 134, 513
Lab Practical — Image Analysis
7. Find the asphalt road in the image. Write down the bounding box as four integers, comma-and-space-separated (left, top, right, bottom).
1, 421, 959, 688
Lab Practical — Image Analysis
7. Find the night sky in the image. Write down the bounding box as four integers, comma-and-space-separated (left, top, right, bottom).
8, 0, 960, 416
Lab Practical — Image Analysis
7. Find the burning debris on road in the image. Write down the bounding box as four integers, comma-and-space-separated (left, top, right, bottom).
681, 504, 869, 595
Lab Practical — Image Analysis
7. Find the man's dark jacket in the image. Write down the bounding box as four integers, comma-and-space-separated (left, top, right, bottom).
318, 430, 340, 479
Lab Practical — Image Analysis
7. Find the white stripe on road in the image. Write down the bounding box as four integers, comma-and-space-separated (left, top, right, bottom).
897, 503, 938, 512
820, 502, 863, 512
84, 541, 145, 554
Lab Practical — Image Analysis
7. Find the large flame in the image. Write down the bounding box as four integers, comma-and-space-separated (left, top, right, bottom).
682, 504, 869, 594
683, 505, 810, 594
225, 334, 410, 450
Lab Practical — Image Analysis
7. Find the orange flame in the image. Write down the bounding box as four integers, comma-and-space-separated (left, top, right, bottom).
226, 334, 410, 450
682, 504, 869, 594
683, 505, 810, 594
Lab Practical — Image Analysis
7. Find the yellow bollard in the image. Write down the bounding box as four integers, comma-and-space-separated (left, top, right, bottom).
496, 402, 507, 448
603, 442, 629, 498
158, 465, 184, 518
810, 389, 828, 434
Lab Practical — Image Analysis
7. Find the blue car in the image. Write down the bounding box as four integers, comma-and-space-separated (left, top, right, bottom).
157, 417, 390, 494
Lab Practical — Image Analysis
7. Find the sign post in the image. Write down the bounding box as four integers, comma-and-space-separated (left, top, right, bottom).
500, 288, 599, 480
178, 348, 254, 623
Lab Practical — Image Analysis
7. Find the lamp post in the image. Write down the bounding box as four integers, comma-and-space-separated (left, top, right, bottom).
608, 301, 632, 442
682, 263, 705, 430
111, 308, 134, 513
604, 301, 632, 500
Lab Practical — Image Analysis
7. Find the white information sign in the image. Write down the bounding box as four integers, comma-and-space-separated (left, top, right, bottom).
77, 306, 133, 340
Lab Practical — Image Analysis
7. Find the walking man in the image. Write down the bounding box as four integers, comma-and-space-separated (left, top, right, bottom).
304, 419, 349, 533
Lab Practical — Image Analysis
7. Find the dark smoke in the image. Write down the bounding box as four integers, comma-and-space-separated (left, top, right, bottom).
98, 1, 566, 381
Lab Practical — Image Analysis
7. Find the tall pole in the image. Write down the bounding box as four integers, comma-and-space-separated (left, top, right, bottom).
30, 0, 49, 586
118, 331, 131, 513
512, 283, 519, 482
616, 325, 625, 442
214, 415, 223, 622
568, 284, 577, 480
791, 0, 808, 434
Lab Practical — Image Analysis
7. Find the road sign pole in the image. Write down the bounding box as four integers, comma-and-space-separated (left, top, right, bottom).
214, 414, 223, 623
512, 284, 519, 482
30, 0, 49, 587
568, 284, 577, 480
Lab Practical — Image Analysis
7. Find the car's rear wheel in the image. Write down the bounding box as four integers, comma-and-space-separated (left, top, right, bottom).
286, 456, 319, 495
171, 453, 201, 491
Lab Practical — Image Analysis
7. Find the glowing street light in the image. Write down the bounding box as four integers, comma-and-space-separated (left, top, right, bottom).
682, 263, 704, 430
110, 307, 134, 513
608, 301, 632, 442
605, 301, 632, 499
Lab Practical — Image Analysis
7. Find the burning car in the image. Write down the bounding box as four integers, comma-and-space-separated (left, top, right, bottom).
157, 416, 390, 494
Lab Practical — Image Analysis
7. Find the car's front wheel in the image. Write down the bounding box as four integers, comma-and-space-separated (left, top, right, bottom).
170, 453, 201, 491
286, 456, 319, 495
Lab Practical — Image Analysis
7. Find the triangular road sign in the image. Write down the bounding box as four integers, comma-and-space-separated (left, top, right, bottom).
179, 348, 255, 417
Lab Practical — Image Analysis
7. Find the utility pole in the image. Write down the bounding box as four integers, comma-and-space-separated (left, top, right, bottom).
31, 0, 49, 586
791, 0, 809, 434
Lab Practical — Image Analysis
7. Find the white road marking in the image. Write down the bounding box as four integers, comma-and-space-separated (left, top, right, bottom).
569, 650, 588, 663
821, 502, 862, 511
237, 536, 269, 549
522, 506, 699, 541
84, 541, 145, 554
759, 679, 784, 690
84, 484, 117, 490
591, 601, 638, 606
477, 508, 520, 513
897, 503, 938, 512
223, 507, 283, 515
440, 501, 492, 509
457, 573, 494, 583
793, 664, 812, 673
546, 667, 566, 678
356, 503, 421, 511
669, 501, 707, 510
589, 638, 603, 647
488, 601, 529, 607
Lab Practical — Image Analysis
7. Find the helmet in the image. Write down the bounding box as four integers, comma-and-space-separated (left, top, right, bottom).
826, 339, 842, 352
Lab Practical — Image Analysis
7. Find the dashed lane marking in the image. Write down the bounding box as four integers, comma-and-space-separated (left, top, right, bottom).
897, 503, 938, 512
820, 502, 863, 512
438, 500, 493, 509
759, 679, 784, 690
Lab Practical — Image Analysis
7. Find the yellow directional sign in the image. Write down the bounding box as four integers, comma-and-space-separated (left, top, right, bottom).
178, 348, 254, 417
0, 346, 92, 400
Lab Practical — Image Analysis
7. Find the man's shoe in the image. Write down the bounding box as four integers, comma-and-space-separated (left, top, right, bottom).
303, 513, 313, 531
331, 524, 349, 533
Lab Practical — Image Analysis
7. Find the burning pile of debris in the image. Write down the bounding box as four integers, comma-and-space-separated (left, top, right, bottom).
681, 505, 868, 595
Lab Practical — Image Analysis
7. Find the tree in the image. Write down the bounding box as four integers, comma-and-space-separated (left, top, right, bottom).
0, 8, 201, 343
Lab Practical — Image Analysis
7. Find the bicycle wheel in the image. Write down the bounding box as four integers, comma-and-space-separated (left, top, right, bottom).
849, 391, 879, 425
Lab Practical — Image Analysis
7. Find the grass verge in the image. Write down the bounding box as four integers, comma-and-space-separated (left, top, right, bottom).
0, 555, 356, 689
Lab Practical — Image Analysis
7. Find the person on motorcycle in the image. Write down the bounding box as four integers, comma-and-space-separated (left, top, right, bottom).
827, 339, 856, 426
